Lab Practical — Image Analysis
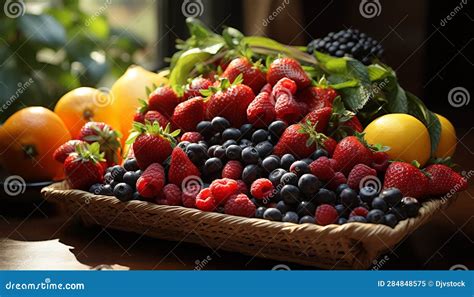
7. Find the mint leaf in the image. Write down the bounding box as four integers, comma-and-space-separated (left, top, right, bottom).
367, 64, 391, 81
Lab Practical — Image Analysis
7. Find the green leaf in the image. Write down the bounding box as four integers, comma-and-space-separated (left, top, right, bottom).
367, 64, 391, 81
426, 110, 442, 155
329, 79, 359, 90
385, 82, 408, 113
18, 14, 66, 47
169, 49, 213, 86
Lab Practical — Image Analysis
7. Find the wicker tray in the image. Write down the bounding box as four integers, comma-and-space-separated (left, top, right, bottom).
41, 182, 452, 269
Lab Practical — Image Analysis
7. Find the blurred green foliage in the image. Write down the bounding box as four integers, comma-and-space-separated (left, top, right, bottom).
0, 0, 145, 122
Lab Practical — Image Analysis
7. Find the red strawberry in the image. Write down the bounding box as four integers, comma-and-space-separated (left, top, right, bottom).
133, 111, 145, 124
272, 77, 297, 97
372, 151, 390, 172
343, 116, 363, 133
221, 57, 266, 94
347, 164, 377, 190
273, 123, 317, 158
180, 132, 203, 143
171, 96, 205, 132
332, 136, 373, 175
64, 142, 106, 190
78, 122, 121, 166
313, 86, 338, 104
260, 83, 272, 94
267, 58, 311, 89
148, 86, 180, 118
247, 91, 276, 127
168, 147, 201, 186
302, 107, 332, 133
144, 110, 169, 127
383, 162, 429, 199
323, 137, 337, 156
137, 163, 166, 199
128, 122, 178, 170
309, 156, 335, 181
275, 92, 302, 124
53, 140, 85, 163
329, 97, 363, 138
205, 76, 255, 127
183, 77, 212, 100
425, 164, 468, 196
295, 86, 332, 112
222, 160, 243, 180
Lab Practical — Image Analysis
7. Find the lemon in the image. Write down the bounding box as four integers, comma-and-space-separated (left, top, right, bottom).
363, 113, 431, 166
434, 114, 457, 158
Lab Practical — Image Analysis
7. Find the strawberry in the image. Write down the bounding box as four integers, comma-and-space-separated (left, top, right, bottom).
133, 98, 149, 124
343, 116, 363, 133
171, 96, 205, 132
180, 132, 203, 143
136, 163, 165, 199
168, 147, 201, 186
425, 164, 468, 196
144, 110, 169, 127
383, 162, 429, 199
329, 97, 363, 138
260, 83, 272, 94
273, 122, 317, 158
296, 86, 332, 112
347, 164, 377, 190
332, 136, 373, 175
372, 151, 390, 172
313, 86, 338, 104
221, 57, 266, 94
183, 77, 212, 100
64, 142, 106, 190
302, 107, 332, 133
53, 140, 85, 163
323, 137, 337, 156
148, 86, 180, 118
127, 122, 179, 170
272, 77, 297, 97
78, 122, 121, 166
267, 58, 311, 89
204, 75, 255, 127
275, 92, 302, 124
247, 91, 275, 127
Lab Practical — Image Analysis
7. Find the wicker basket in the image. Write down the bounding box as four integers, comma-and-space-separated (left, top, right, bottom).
41, 182, 452, 269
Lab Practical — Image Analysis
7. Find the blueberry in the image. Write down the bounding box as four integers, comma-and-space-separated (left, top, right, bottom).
380, 188, 403, 207
241, 147, 260, 164
347, 216, 367, 223
282, 211, 299, 223
296, 201, 316, 217
204, 157, 223, 174
196, 121, 214, 138
280, 185, 301, 205
113, 182, 134, 201
262, 156, 280, 173
207, 145, 219, 157
255, 206, 266, 218
383, 213, 398, 228
132, 191, 144, 200
251, 129, 269, 143
100, 184, 114, 196
367, 209, 385, 224
268, 121, 287, 138
222, 128, 242, 141
110, 165, 126, 182
240, 124, 254, 139
242, 164, 260, 185
340, 188, 359, 208
389, 205, 407, 220
289, 161, 310, 176
211, 117, 230, 132
89, 183, 104, 195
213, 146, 226, 159
371, 197, 388, 212
225, 145, 242, 160
280, 154, 295, 170
263, 208, 282, 221
401, 197, 420, 218
123, 171, 139, 187
301, 158, 313, 165
209, 133, 222, 145
222, 139, 237, 148
198, 141, 208, 150
298, 174, 320, 196
338, 218, 348, 225
359, 186, 378, 204
239, 139, 253, 148
186, 143, 207, 164
276, 201, 289, 213
336, 184, 350, 195
299, 215, 315, 224
268, 168, 287, 186
280, 172, 298, 186
255, 141, 273, 158
177, 141, 190, 150
123, 158, 139, 171
311, 149, 328, 160
316, 188, 337, 205
335, 204, 348, 216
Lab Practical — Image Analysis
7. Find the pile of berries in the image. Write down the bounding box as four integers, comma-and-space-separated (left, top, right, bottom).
56, 56, 468, 229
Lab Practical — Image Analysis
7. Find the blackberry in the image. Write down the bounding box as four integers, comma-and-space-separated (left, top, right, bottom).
307, 29, 383, 65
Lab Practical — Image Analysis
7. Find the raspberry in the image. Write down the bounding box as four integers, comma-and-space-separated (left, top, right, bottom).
180, 132, 203, 143
224, 194, 256, 217
328, 158, 338, 169
162, 184, 182, 206
195, 188, 216, 211
315, 204, 338, 226
209, 178, 239, 205
347, 164, 377, 190
349, 206, 369, 218
326, 171, 347, 190
222, 161, 243, 180
136, 163, 165, 198
372, 151, 390, 172
309, 157, 335, 181
236, 180, 248, 194
250, 178, 274, 199
182, 190, 198, 208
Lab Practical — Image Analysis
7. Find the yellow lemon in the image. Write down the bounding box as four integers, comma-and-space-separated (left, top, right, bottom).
434, 114, 457, 158
363, 113, 431, 166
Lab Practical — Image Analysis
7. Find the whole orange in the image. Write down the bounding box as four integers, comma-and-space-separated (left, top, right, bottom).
0, 107, 71, 181
54, 87, 121, 139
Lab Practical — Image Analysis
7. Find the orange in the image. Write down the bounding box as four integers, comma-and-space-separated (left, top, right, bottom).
54, 87, 120, 139
110, 66, 168, 141
0, 107, 71, 181
434, 114, 457, 158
